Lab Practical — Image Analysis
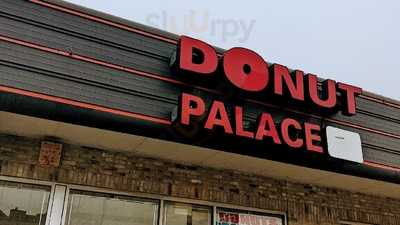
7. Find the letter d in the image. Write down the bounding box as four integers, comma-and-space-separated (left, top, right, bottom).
177, 36, 218, 75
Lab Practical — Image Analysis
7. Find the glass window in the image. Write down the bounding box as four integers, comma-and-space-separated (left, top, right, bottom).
65, 190, 159, 225
340, 222, 374, 225
164, 202, 211, 225
0, 181, 51, 225
216, 208, 284, 225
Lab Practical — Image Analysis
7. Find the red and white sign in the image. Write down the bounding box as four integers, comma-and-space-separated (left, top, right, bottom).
172, 35, 364, 162
217, 212, 283, 225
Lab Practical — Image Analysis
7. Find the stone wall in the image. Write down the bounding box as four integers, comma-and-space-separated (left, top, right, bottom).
0, 134, 399, 225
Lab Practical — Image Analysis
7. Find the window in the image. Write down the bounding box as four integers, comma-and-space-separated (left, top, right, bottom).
340, 222, 374, 225
0, 180, 51, 225
216, 208, 284, 225
0, 178, 286, 225
164, 202, 212, 225
65, 190, 159, 225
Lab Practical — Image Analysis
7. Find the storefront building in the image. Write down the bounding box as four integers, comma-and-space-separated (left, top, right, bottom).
0, 1, 400, 225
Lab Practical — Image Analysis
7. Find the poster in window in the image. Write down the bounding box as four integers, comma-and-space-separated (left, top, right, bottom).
217, 211, 282, 225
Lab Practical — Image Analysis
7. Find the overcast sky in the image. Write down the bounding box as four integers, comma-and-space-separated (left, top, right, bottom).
65, 0, 399, 100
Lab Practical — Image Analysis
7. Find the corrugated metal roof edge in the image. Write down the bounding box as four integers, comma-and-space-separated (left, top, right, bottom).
35, 0, 400, 106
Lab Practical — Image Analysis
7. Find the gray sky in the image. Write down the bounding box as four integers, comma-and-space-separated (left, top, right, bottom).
65, 0, 399, 100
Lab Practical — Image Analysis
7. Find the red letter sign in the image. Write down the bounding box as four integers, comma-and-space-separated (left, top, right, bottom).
304, 123, 323, 153
179, 93, 206, 125
337, 83, 362, 116
223, 47, 269, 92
235, 106, 255, 138
281, 118, 303, 148
179, 36, 218, 75
255, 113, 281, 144
204, 101, 233, 134
306, 74, 337, 109
273, 64, 305, 101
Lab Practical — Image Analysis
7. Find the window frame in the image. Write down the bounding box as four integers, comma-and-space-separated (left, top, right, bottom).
0, 175, 55, 225
0, 176, 287, 225
339, 221, 375, 225
64, 189, 161, 225
63, 184, 287, 225
163, 200, 214, 225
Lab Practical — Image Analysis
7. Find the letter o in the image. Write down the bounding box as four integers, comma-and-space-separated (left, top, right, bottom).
222, 47, 269, 92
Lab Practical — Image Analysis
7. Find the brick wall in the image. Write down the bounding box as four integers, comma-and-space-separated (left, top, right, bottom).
0, 133, 399, 225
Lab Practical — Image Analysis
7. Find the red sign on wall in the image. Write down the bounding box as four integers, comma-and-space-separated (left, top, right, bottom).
217, 211, 283, 225
38, 141, 62, 167
173, 36, 362, 116
172, 35, 364, 158
178, 93, 324, 153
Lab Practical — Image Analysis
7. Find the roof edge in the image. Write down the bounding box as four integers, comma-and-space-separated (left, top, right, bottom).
42, 0, 400, 104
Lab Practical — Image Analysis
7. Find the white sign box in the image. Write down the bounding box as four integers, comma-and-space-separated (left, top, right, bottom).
326, 126, 363, 163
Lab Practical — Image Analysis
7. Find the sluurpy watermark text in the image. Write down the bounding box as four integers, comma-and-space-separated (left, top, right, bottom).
145, 10, 256, 43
